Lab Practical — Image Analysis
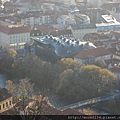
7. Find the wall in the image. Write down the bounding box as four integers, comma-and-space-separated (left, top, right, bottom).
0, 97, 13, 113
0, 32, 30, 50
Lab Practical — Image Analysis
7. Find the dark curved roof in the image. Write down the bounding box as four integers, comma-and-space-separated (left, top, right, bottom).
34, 36, 96, 58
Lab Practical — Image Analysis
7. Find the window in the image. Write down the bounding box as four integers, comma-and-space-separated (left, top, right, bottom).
3, 104, 5, 108
9, 101, 11, 105
6, 102, 8, 107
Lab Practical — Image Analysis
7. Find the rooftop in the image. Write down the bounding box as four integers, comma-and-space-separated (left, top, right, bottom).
71, 24, 97, 30
101, 15, 119, 24
0, 88, 12, 102
34, 35, 96, 58
74, 47, 110, 60
0, 25, 30, 34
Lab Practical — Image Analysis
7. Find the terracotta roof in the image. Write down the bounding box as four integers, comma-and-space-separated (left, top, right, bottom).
74, 47, 111, 60
0, 88, 12, 102
37, 25, 59, 34
30, 28, 46, 36
0, 25, 30, 34
83, 33, 109, 41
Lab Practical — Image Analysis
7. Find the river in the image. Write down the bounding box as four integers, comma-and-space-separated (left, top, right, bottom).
0, 74, 7, 88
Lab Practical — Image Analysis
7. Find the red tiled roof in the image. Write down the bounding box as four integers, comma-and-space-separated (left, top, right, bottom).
37, 25, 59, 34
74, 47, 111, 60
0, 25, 30, 34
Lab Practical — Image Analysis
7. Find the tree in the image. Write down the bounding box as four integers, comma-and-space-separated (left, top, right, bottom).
79, 65, 101, 84
94, 58, 106, 68
18, 78, 35, 103
4, 78, 53, 117
79, 65, 116, 94
6, 80, 17, 103
59, 58, 82, 70
6, 80, 16, 94
100, 69, 116, 86
8, 48, 17, 57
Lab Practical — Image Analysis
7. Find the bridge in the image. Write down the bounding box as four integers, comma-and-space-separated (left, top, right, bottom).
59, 93, 120, 110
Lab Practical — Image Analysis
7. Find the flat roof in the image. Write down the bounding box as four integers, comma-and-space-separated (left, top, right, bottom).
96, 22, 120, 27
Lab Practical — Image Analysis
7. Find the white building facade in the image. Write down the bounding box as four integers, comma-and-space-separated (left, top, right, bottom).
70, 24, 97, 39
0, 25, 30, 50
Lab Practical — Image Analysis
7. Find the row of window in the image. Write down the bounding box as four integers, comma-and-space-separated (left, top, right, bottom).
0, 101, 12, 110
97, 25, 120, 32
10, 34, 29, 39
10, 39, 29, 43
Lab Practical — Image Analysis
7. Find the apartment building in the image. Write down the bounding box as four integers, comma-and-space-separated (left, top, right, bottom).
0, 25, 30, 50
101, 3, 120, 22
70, 24, 97, 39
57, 15, 76, 30
0, 88, 13, 113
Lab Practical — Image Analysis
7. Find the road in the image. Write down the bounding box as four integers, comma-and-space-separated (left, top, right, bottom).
59, 93, 120, 110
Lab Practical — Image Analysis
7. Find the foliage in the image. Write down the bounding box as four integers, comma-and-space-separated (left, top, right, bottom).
18, 78, 35, 101
6, 80, 17, 94
59, 58, 81, 69
79, 65, 115, 86
2, 54, 116, 105
56, 65, 116, 103
94, 58, 106, 68
8, 48, 17, 57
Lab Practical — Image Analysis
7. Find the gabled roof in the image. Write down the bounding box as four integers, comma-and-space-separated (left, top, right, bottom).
0, 88, 12, 102
108, 41, 120, 48
110, 31, 120, 39
74, 47, 111, 60
0, 25, 30, 34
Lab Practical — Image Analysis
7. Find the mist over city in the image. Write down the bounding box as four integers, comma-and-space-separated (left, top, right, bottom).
0, 0, 120, 119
